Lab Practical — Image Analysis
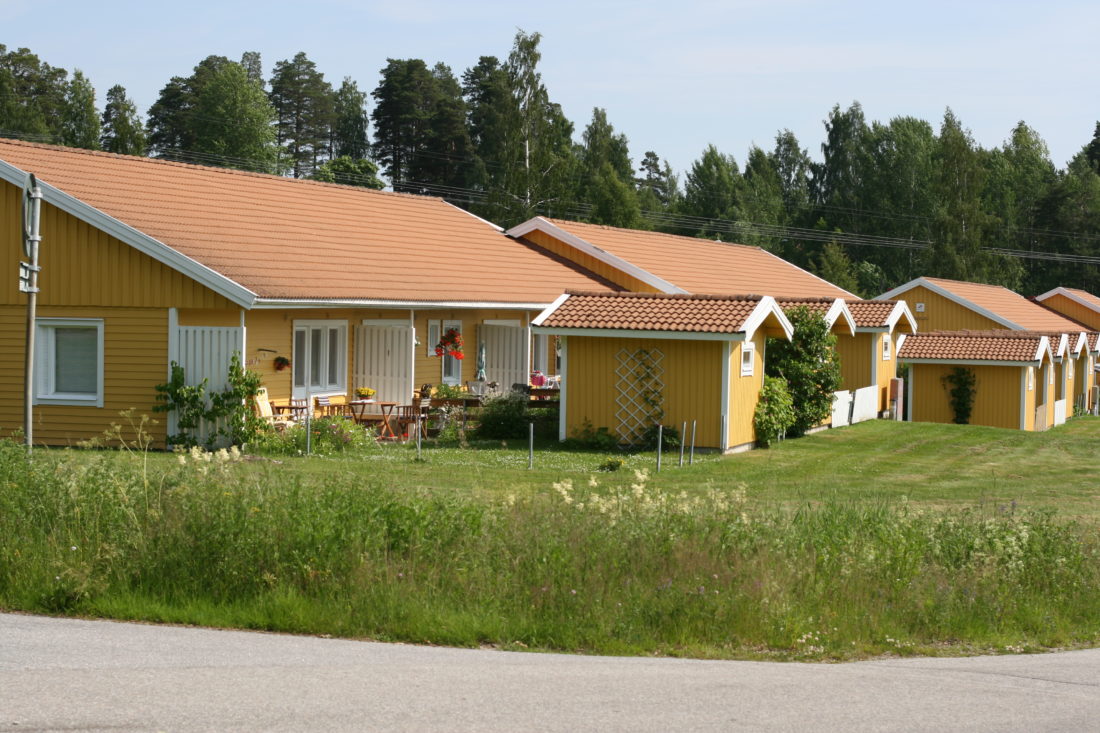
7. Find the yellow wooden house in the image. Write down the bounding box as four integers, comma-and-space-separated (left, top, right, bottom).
897, 331, 1056, 431
531, 291, 793, 452
506, 218, 914, 423
881, 276, 1094, 422
0, 140, 619, 447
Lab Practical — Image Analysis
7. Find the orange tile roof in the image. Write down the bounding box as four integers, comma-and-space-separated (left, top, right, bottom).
0, 140, 616, 303
774, 297, 836, 315
920, 277, 1083, 331
847, 299, 901, 328
538, 291, 765, 333
540, 218, 854, 299
898, 330, 1046, 362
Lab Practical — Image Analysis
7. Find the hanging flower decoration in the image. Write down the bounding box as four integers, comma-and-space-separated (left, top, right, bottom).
435, 328, 464, 360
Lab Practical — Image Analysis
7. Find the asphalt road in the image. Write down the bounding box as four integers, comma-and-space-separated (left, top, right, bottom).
2, 612, 1098, 732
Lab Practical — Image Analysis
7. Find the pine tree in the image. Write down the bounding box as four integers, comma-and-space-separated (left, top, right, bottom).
61, 69, 100, 149
147, 55, 231, 157
462, 55, 514, 199
740, 145, 785, 248
1084, 122, 1100, 172
99, 84, 146, 155
406, 63, 474, 192
636, 151, 678, 213
240, 51, 264, 89
577, 108, 638, 225
370, 58, 436, 186
0, 44, 69, 141
269, 52, 334, 178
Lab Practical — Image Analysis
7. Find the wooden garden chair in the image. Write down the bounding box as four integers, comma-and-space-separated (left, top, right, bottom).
252, 388, 295, 431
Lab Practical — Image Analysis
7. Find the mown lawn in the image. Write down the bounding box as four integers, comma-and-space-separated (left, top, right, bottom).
2, 417, 1099, 661
224, 416, 1100, 515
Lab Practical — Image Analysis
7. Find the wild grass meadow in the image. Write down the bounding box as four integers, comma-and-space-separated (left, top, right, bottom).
3, 418, 1100, 660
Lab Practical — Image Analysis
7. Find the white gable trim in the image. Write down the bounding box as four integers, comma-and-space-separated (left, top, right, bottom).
1035, 286, 1100, 315
506, 217, 689, 295
0, 157, 256, 308
744, 296, 794, 342
531, 293, 571, 327
878, 278, 1022, 331
825, 299, 856, 336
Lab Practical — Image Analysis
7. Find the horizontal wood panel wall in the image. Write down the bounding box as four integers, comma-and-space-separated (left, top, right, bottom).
0, 305, 168, 445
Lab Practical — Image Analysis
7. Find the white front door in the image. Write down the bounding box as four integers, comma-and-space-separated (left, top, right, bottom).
354, 323, 413, 404
480, 324, 527, 390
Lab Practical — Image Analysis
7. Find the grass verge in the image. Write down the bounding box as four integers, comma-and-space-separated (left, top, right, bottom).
2, 425, 1099, 660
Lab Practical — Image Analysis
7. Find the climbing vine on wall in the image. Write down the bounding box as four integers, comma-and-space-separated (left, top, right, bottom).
614, 348, 666, 445
942, 366, 977, 424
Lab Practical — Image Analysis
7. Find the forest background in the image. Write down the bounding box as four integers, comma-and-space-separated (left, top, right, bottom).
3, 30, 1100, 298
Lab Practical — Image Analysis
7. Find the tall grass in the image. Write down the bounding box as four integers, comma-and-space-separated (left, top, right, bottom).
1, 438, 1098, 659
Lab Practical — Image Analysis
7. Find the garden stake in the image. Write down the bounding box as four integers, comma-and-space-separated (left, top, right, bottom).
305, 389, 312, 456
416, 413, 422, 459
528, 422, 534, 469
690, 420, 696, 464
656, 424, 663, 472
679, 421, 686, 467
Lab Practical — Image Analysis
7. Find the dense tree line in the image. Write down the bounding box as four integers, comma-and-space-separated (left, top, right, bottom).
3, 37, 1100, 296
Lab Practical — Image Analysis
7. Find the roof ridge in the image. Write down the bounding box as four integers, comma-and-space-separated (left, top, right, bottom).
0, 137, 438, 203
547, 216, 765, 252
915, 329, 1043, 339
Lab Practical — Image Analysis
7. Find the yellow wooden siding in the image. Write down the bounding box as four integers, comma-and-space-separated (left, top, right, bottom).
1076, 352, 1093, 409
521, 230, 658, 293
727, 332, 766, 448
904, 286, 1003, 332
874, 333, 899, 413
910, 363, 1024, 430
178, 309, 242, 327
1, 182, 233, 309
0, 305, 168, 446
1040, 294, 1100, 329
563, 336, 724, 448
837, 332, 872, 393
413, 309, 539, 392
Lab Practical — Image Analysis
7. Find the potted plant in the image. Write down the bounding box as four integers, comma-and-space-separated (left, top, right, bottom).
355, 387, 377, 399
435, 328, 464, 360
273, 355, 291, 372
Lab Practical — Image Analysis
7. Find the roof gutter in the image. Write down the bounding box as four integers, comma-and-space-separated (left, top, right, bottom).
251, 298, 553, 310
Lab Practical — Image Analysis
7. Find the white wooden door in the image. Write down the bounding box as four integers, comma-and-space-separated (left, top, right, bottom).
173, 326, 243, 446
354, 324, 413, 404
480, 324, 527, 390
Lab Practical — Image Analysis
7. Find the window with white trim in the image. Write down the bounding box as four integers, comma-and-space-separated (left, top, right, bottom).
441, 319, 462, 385
740, 342, 755, 377
881, 334, 891, 361
35, 319, 104, 406
292, 320, 347, 397
426, 320, 440, 357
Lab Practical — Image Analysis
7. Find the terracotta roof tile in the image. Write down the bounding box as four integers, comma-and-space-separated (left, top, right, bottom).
847, 299, 900, 328
542, 218, 854, 299
539, 291, 765, 333
0, 140, 616, 303
898, 330, 1045, 362
921, 277, 1083, 331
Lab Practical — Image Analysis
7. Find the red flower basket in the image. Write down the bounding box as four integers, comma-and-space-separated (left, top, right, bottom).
435, 328, 464, 360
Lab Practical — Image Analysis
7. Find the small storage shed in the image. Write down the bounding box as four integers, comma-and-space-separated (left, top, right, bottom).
897, 330, 1055, 431
532, 291, 793, 452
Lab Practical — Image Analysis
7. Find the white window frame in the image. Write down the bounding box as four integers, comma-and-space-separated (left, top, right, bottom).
292, 320, 347, 398
441, 319, 462, 385
35, 318, 105, 407
426, 320, 441, 357
740, 341, 755, 377
882, 334, 891, 361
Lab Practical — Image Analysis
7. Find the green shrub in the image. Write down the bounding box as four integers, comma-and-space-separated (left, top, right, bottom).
943, 367, 977, 424
640, 423, 680, 450
249, 417, 376, 456
475, 393, 530, 439
562, 420, 619, 451
754, 376, 796, 447
766, 307, 841, 437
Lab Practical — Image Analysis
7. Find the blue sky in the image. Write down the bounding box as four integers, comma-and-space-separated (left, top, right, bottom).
5, 0, 1098, 177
